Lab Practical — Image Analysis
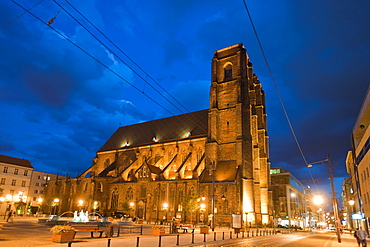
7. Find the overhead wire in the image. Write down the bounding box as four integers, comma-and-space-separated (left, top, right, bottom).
51, 0, 208, 133
63, 0, 191, 114
241, 0, 317, 189
9, 0, 174, 116
0, 0, 45, 30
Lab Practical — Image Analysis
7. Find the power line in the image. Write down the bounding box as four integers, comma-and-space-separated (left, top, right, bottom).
63, 0, 191, 114
51, 0, 208, 133
1, 0, 45, 30
242, 0, 316, 188
10, 0, 174, 116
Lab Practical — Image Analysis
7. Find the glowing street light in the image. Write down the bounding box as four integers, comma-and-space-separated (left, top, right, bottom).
313, 195, 324, 205
53, 198, 59, 215
78, 200, 84, 211
163, 203, 168, 220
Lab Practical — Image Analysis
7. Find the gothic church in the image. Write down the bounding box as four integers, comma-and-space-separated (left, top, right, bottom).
45, 44, 272, 226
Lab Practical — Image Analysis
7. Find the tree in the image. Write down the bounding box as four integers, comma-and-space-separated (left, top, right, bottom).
183, 191, 199, 223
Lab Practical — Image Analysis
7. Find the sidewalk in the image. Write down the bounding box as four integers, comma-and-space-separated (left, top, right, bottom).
0, 217, 360, 247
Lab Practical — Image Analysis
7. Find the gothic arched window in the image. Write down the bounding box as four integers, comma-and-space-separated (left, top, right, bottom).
111, 188, 119, 209
224, 63, 232, 78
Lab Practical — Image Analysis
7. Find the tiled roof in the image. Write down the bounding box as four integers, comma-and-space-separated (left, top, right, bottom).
0, 154, 33, 169
98, 109, 208, 152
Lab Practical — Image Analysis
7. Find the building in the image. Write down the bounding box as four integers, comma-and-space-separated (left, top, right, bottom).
346, 86, 370, 232
44, 43, 273, 226
0, 154, 33, 214
270, 167, 313, 228
0, 154, 62, 215
28, 171, 63, 214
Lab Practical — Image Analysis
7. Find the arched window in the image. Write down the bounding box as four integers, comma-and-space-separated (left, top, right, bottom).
126, 187, 134, 201
111, 188, 119, 209
83, 182, 88, 191
224, 63, 232, 78
98, 182, 103, 192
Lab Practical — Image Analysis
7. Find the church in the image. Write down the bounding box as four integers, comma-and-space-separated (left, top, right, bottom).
44, 43, 272, 227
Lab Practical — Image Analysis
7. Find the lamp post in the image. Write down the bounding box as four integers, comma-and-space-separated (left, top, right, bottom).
307, 155, 341, 243
3, 194, 12, 219
78, 200, 84, 211
53, 198, 59, 215
348, 199, 355, 229
37, 198, 43, 215
163, 203, 168, 221
200, 203, 206, 224
130, 202, 135, 219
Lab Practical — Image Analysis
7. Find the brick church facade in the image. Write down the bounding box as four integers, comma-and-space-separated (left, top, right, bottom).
44, 43, 272, 226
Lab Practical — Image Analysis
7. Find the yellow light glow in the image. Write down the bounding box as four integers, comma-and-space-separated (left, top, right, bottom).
313, 195, 324, 205
348, 200, 355, 206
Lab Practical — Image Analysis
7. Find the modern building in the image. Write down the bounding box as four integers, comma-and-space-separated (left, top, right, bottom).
44, 43, 273, 226
270, 167, 314, 228
346, 86, 370, 232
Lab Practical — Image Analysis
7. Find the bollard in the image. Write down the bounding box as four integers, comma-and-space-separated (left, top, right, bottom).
203, 233, 206, 242
230, 231, 232, 239
222, 232, 225, 240
236, 232, 239, 238
107, 238, 111, 247
252, 230, 254, 237
191, 233, 194, 244
136, 237, 140, 247
214, 232, 216, 241
141, 225, 143, 235
176, 234, 180, 245
242, 231, 244, 238
158, 235, 162, 247
68, 242, 72, 247
247, 231, 249, 238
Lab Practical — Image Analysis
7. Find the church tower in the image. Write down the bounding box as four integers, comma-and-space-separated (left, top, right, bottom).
206, 43, 271, 226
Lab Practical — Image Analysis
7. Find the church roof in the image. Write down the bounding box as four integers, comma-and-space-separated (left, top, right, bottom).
0, 154, 33, 169
98, 109, 208, 152
199, 160, 239, 183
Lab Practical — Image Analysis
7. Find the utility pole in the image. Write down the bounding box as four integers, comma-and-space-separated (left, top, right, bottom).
328, 154, 341, 243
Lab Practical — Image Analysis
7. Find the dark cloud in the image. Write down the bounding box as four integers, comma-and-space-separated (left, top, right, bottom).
0, 0, 369, 196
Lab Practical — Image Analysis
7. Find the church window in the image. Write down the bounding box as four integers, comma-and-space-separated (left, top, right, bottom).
111, 189, 119, 209
223, 200, 229, 214
140, 184, 146, 198
126, 187, 134, 201
98, 182, 103, 192
224, 63, 232, 78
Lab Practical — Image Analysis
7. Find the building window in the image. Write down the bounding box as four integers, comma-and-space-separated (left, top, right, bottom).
224, 63, 232, 78
33, 197, 37, 201
40, 191, 43, 194
24, 170, 28, 176
36, 182, 40, 186
110, 189, 119, 209
14, 168, 19, 175
0, 178, 5, 185
34, 190, 38, 194
11, 179, 16, 186
21, 181, 26, 187
3, 167, 8, 173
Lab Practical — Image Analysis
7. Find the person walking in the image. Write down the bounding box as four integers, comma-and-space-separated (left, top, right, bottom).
6, 210, 13, 222
355, 228, 361, 247
356, 227, 368, 247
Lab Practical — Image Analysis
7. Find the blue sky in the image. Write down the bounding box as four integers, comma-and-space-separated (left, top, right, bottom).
1, 0, 369, 199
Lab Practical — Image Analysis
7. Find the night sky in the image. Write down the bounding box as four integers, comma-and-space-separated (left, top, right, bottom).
1, 0, 369, 201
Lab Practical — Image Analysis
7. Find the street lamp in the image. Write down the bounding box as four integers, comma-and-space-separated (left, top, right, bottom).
200, 203, 206, 224
307, 155, 341, 243
37, 198, 43, 214
53, 198, 59, 215
348, 199, 355, 229
163, 203, 168, 221
78, 200, 84, 211
3, 194, 12, 219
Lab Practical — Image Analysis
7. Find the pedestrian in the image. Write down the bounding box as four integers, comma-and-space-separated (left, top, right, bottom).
356, 227, 368, 247
355, 228, 361, 247
6, 210, 13, 222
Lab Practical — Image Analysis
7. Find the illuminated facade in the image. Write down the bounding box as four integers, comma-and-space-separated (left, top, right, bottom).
44, 44, 272, 226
